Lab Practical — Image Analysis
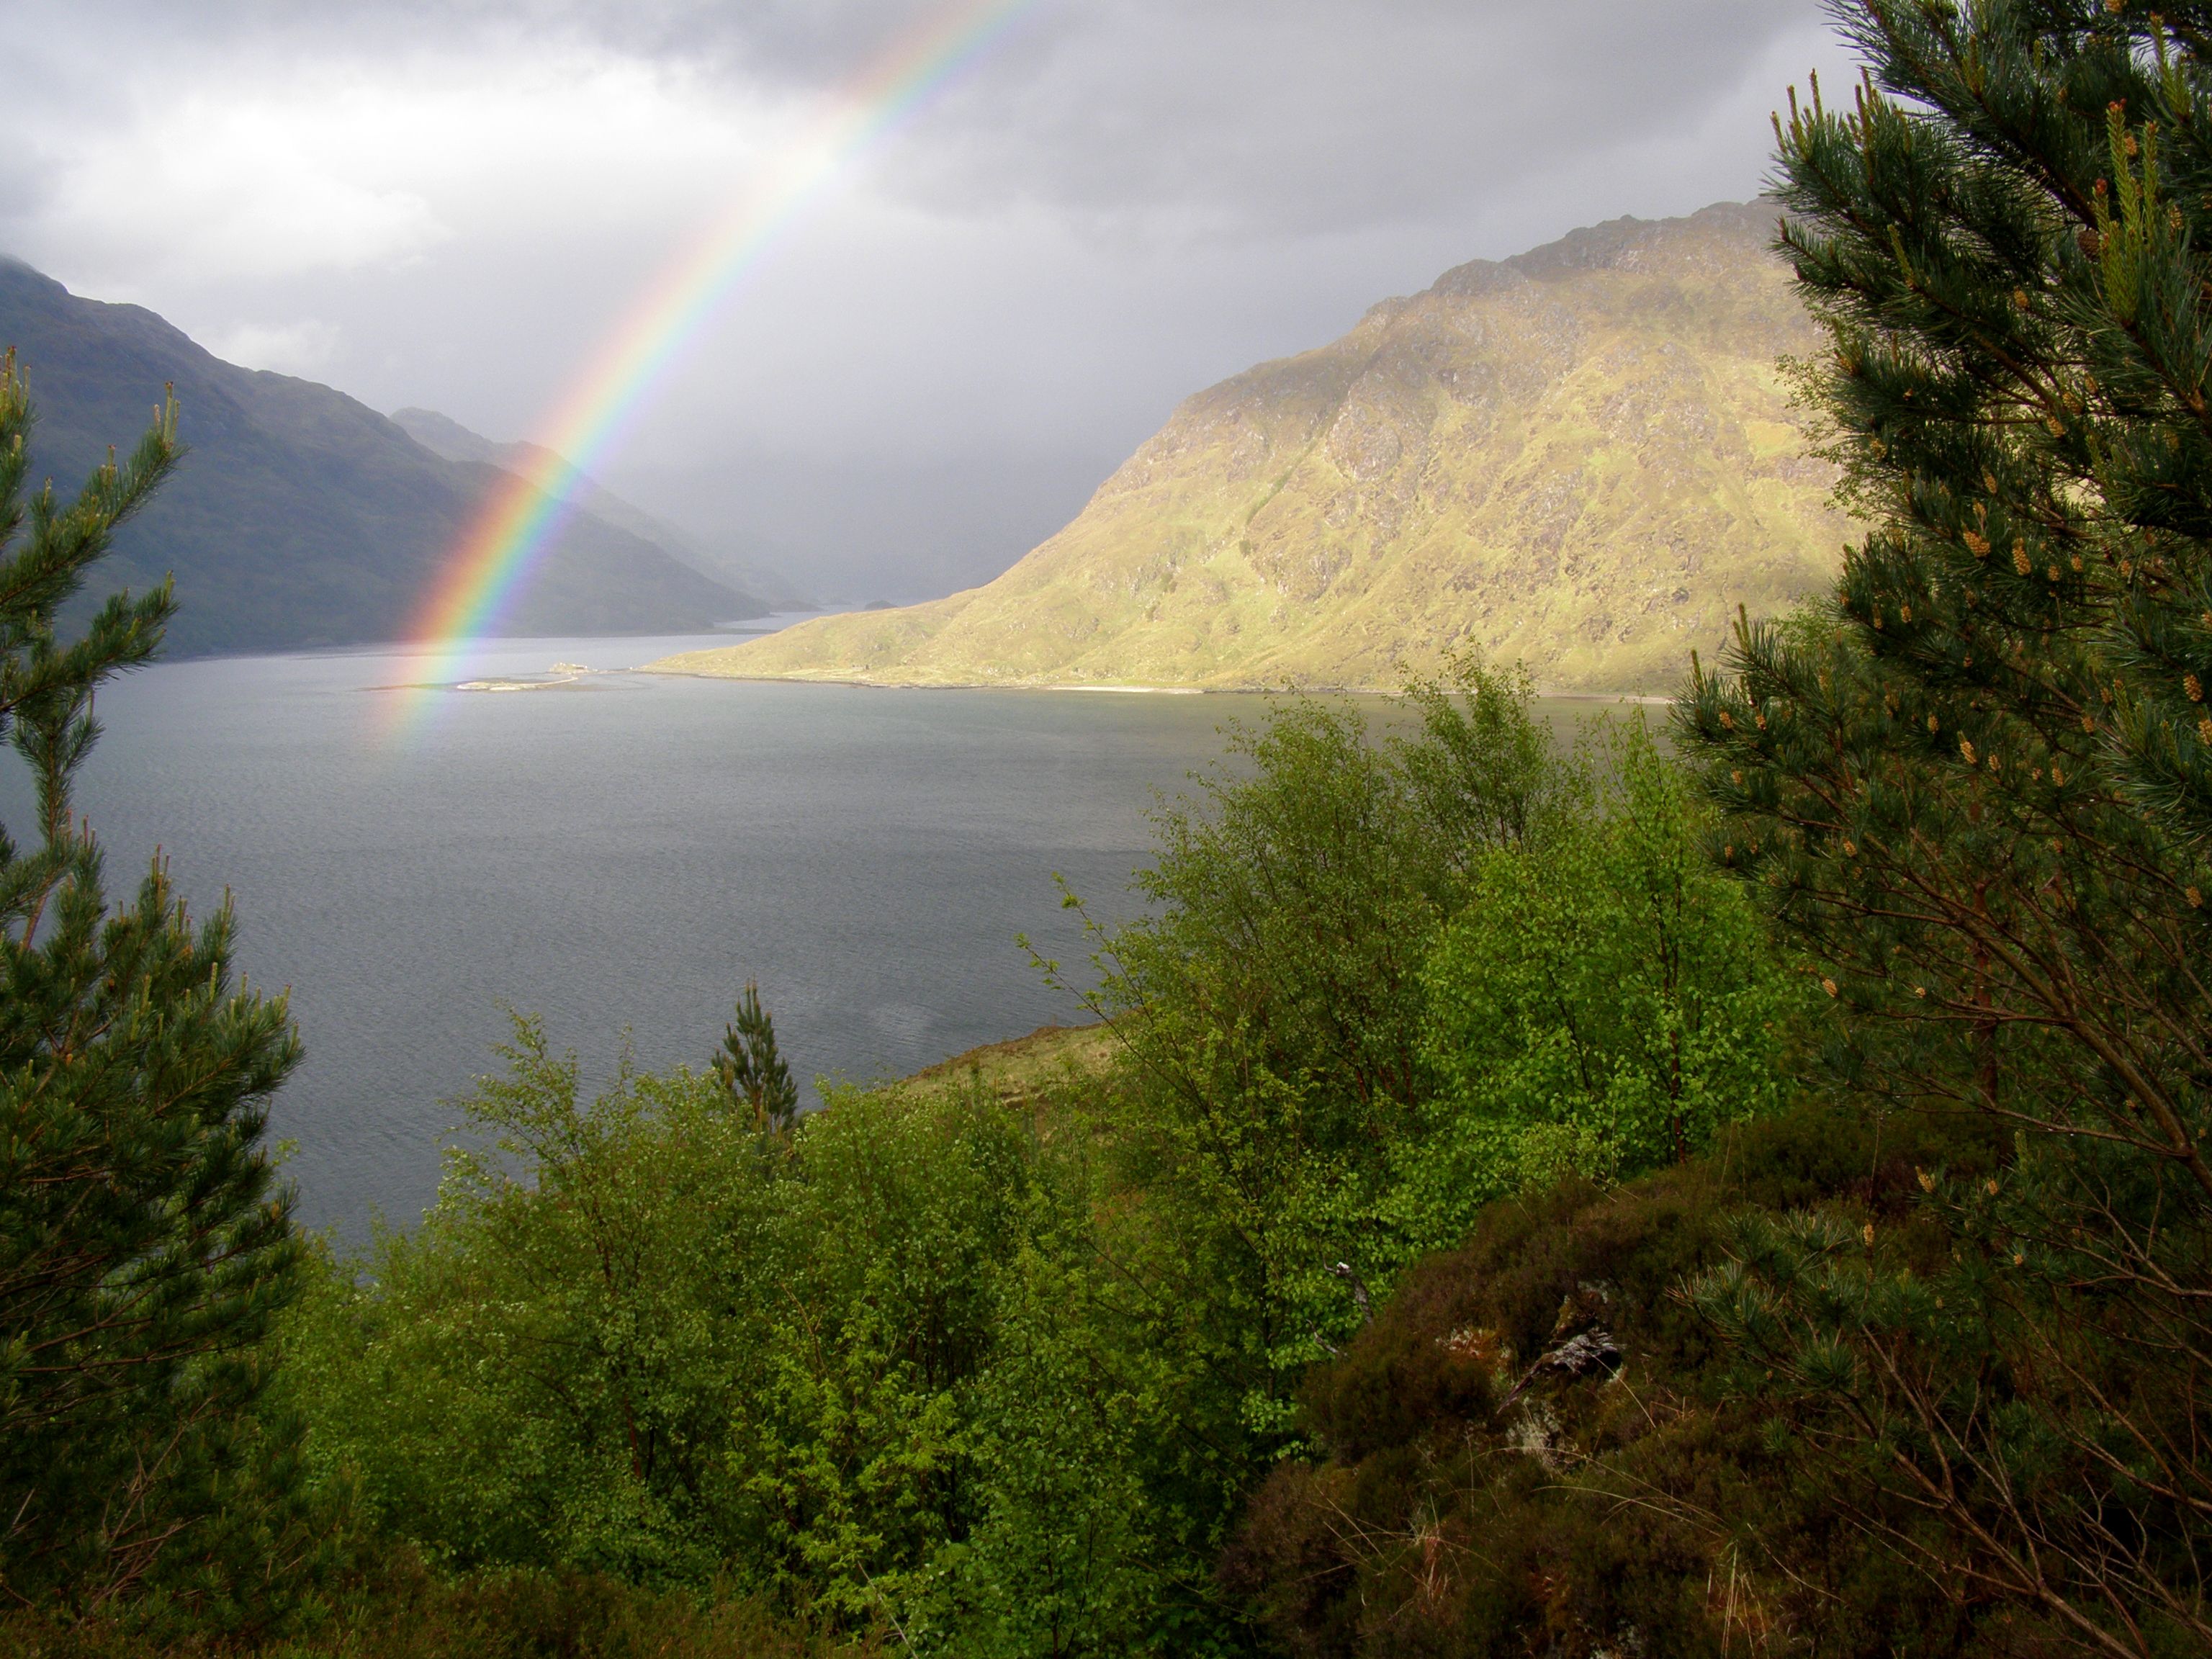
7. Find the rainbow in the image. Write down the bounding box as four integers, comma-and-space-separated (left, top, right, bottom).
392, 0, 1043, 711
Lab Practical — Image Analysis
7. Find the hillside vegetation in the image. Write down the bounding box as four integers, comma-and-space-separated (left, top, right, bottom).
652, 201, 1846, 695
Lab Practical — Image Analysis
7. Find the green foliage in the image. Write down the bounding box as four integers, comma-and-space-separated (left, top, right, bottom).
950, 1231, 1165, 1659
0, 354, 308, 1616
280, 1012, 1198, 1653
198, 619, 2124, 1659
1049, 660, 1570, 1439
287, 665, 1802, 1655
719, 980, 799, 1132
728, 1078, 1032, 1624
1411, 721, 1804, 1235
1395, 658, 1572, 861
1671, 3, 2212, 1648
1057, 663, 1799, 1459
281, 1019, 764, 1583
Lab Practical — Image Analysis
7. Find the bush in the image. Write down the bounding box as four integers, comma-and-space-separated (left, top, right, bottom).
1053, 662, 1575, 1438
1408, 719, 1806, 1236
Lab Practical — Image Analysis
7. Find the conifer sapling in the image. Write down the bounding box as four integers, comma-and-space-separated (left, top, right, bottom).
717, 980, 797, 1132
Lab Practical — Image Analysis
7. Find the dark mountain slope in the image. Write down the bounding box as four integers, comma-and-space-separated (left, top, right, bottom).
0, 259, 760, 655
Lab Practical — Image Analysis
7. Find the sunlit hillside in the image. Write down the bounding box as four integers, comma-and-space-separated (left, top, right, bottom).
651, 201, 1847, 695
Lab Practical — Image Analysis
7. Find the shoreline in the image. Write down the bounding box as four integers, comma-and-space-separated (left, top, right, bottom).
633, 667, 1675, 704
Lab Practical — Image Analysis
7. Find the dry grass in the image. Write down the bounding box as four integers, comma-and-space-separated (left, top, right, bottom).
904, 1022, 1118, 1112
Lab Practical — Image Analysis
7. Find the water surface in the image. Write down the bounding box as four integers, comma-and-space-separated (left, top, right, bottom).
15, 634, 1292, 1232
13, 631, 1629, 1234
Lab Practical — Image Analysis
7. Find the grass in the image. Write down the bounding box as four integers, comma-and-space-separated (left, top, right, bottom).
904, 1022, 1118, 1110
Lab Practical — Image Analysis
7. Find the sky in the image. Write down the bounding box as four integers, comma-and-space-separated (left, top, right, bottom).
0, 0, 1859, 605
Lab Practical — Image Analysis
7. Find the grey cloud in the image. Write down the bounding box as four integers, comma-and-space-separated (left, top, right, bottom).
7, 0, 952, 76
892, 0, 1827, 233
30, 0, 1833, 236
0, 143, 49, 221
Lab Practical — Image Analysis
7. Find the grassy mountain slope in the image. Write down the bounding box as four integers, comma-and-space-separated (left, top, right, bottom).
389, 407, 796, 611
0, 260, 754, 654
652, 202, 1845, 694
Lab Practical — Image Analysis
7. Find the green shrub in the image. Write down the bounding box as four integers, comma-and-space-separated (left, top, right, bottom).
1408, 720, 1806, 1237
1053, 662, 1575, 1441
279, 1020, 764, 1583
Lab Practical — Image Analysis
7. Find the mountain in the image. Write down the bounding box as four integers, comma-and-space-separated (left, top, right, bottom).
649, 202, 1847, 696
0, 258, 765, 655
387, 407, 807, 610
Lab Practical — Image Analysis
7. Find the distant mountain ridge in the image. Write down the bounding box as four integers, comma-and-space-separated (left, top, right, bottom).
0, 259, 765, 655
387, 408, 806, 610
652, 201, 1848, 695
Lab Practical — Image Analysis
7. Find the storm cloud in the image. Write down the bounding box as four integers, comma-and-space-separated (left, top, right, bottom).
0, 0, 1857, 602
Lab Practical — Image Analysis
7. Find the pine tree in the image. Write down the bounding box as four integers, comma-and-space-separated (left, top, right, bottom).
717, 981, 797, 1133
1678, 4, 2212, 1650
0, 354, 306, 1611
